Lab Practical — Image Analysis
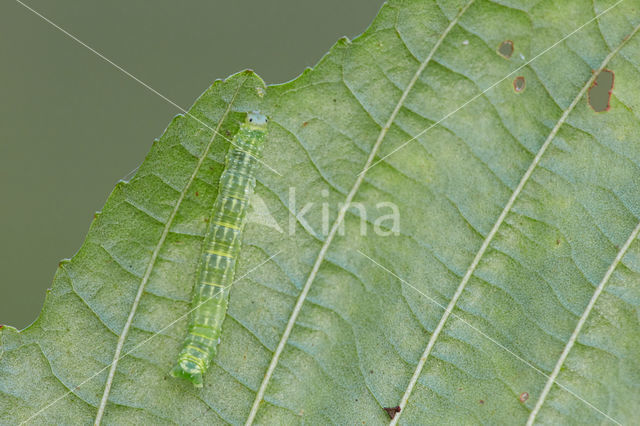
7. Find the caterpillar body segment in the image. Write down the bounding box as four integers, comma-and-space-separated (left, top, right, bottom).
171, 112, 268, 387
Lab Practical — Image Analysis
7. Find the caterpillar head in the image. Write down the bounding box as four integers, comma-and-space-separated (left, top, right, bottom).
245, 111, 268, 129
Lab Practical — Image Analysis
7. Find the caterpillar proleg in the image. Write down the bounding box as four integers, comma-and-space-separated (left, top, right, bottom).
171, 111, 268, 387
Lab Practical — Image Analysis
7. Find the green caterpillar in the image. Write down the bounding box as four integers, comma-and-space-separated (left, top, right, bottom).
171, 111, 268, 387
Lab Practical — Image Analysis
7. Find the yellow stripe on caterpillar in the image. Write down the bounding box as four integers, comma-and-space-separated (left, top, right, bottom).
172, 111, 268, 387
180, 353, 206, 371
190, 332, 217, 341
205, 249, 233, 258
213, 220, 241, 230
186, 344, 209, 357
200, 280, 225, 288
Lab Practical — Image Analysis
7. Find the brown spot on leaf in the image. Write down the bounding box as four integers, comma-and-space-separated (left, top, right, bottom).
519, 392, 529, 403
498, 40, 514, 59
513, 76, 526, 93
479, 399, 485, 404
384, 406, 401, 419
302, 121, 308, 127
588, 69, 614, 112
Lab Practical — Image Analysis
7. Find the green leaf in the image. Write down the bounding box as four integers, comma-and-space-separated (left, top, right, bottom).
2, 0, 640, 424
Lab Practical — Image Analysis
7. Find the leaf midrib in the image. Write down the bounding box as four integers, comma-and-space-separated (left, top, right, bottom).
527, 23, 640, 424
393, 14, 640, 426
94, 75, 249, 425
244, 1, 476, 424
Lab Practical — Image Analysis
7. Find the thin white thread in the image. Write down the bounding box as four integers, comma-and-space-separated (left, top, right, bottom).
19, 251, 281, 425
357, 250, 621, 425
389, 5, 635, 423
93, 78, 249, 425
527, 221, 640, 424
13, 0, 281, 177
10, 1, 280, 423
9, 2, 279, 422
13, 0, 634, 424
243, 2, 476, 424
358, 0, 626, 176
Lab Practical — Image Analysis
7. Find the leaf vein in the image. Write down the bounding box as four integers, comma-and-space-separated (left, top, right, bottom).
93, 75, 250, 424
397, 16, 640, 426
244, 2, 477, 423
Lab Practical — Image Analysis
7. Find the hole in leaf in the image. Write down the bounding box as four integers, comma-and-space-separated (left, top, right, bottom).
498, 40, 514, 59
513, 76, 526, 93
588, 69, 614, 112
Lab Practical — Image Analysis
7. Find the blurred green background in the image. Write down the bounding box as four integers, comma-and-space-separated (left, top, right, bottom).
0, 0, 384, 329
